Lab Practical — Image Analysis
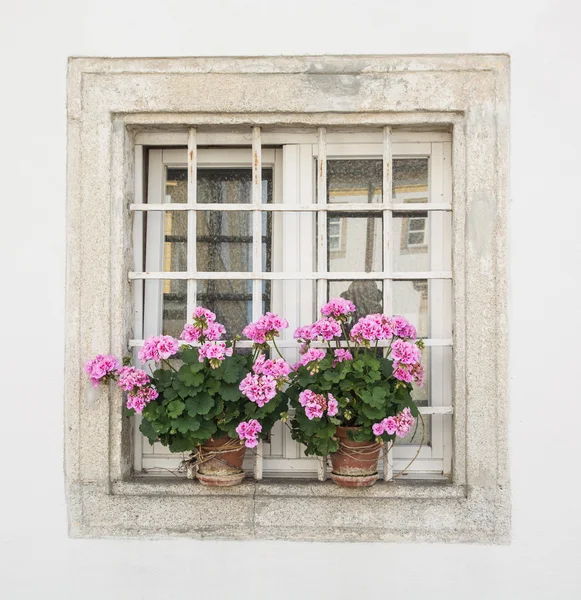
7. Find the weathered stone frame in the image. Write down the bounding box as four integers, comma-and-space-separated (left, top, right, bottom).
66, 55, 510, 542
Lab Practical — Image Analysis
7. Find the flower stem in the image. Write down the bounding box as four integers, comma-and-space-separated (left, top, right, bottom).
162, 359, 179, 373
271, 337, 285, 360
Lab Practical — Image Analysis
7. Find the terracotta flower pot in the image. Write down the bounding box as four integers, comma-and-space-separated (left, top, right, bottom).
196, 435, 246, 487
329, 426, 381, 488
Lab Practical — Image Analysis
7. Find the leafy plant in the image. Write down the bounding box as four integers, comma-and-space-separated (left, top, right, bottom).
285, 298, 424, 457
85, 307, 289, 454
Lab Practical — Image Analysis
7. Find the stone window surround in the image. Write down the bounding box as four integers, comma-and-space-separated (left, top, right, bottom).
65, 54, 510, 543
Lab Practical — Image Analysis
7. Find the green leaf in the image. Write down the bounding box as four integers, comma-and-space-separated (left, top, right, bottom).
177, 364, 204, 387
220, 383, 243, 402
221, 359, 241, 384
167, 399, 185, 419
139, 418, 158, 444
174, 415, 201, 434
180, 347, 199, 366
185, 393, 213, 417
379, 358, 394, 379
361, 386, 387, 408
361, 402, 386, 420
162, 387, 178, 401
350, 428, 373, 442
315, 420, 336, 439
188, 419, 217, 440
169, 435, 194, 453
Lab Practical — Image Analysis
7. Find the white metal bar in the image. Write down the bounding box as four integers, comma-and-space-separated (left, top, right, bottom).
186, 129, 197, 323
132, 144, 145, 474
382, 126, 394, 483
130, 202, 452, 212
316, 127, 328, 482
252, 126, 264, 482
129, 337, 453, 348
128, 270, 453, 281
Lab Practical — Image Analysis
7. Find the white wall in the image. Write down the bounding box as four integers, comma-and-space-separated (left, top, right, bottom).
1, 0, 580, 597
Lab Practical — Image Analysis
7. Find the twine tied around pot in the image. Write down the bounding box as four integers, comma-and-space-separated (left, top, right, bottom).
178, 438, 245, 479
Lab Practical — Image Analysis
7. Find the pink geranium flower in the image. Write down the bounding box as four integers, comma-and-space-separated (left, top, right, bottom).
84, 354, 120, 388
138, 335, 179, 363
320, 298, 356, 319
117, 366, 150, 391
333, 348, 353, 366
198, 341, 233, 368
126, 385, 159, 414
243, 312, 289, 344
236, 419, 263, 448
239, 373, 277, 407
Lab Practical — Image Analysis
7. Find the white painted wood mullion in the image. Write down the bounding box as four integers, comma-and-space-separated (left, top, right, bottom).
186, 129, 197, 323
252, 126, 264, 481
316, 127, 328, 482
132, 144, 145, 473
382, 126, 394, 482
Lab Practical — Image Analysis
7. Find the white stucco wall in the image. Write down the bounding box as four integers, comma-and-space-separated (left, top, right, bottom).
1, 0, 580, 597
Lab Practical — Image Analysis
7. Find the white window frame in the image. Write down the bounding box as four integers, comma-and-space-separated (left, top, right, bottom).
132, 133, 453, 480
66, 55, 509, 543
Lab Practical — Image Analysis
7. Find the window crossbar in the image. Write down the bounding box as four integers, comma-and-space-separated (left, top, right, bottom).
130, 202, 451, 212
129, 271, 452, 280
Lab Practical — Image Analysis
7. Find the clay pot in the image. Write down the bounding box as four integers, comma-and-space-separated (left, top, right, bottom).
196, 435, 246, 487
329, 426, 381, 488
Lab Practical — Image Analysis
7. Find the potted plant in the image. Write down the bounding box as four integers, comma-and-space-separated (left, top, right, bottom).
84, 307, 289, 486
285, 298, 424, 488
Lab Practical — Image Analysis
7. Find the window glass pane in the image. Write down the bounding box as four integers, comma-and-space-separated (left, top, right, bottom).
163, 211, 187, 272
197, 168, 272, 204
392, 279, 452, 339
197, 211, 271, 273
393, 211, 451, 273
392, 158, 429, 202
166, 168, 187, 203
196, 280, 270, 337
392, 279, 429, 338
328, 280, 383, 323
327, 159, 382, 204
327, 214, 383, 272
162, 279, 186, 338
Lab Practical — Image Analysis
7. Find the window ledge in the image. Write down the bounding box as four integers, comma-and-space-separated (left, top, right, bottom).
112, 477, 466, 500
70, 477, 509, 543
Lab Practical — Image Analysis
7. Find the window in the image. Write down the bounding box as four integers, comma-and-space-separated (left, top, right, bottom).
132, 130, 453, 479
66, 55, 509, 542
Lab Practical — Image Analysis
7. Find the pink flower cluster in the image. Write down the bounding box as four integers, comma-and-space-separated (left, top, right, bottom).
253, 354, 291, 383
333, 348, 353, 366
117, 366, 150, 391
372, 407, 415, 438
243, 312, 288, 344
299, 390, 338, 420
126, 385, 159, 414
393, 362, 425, 387
84, 354, 120, 388
391, 339, 421, 364
390, 339, 424, 386
198, 341, 233, 368
294, 348, 326, 373
350, 314, 417, 344
239, 373, 277, 407
320, 298, 356, 320
138, 335, 179, 363
236, 419, 262, 448
181, 307, 226, 343
294, 318, 342, 342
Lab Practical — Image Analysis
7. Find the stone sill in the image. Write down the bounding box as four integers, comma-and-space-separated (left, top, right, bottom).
112, 477, 466, 500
